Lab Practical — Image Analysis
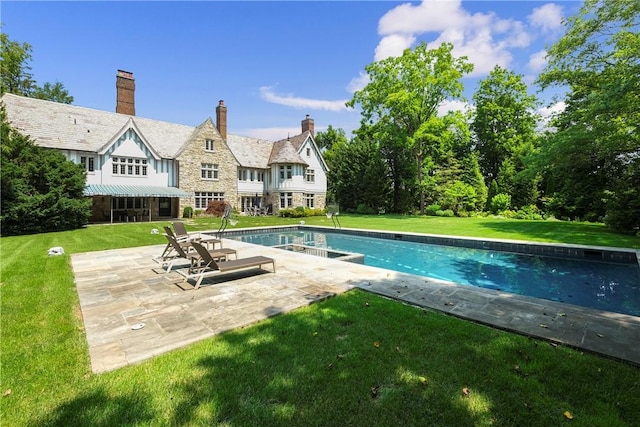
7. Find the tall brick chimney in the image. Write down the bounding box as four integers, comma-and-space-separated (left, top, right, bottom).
216, 100, 227, 140
116, 70, 135, 115
301, 114, 314, 137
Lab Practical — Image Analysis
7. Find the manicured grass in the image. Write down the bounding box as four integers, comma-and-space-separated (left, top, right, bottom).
1, 216, 639, 426
185, 213, 640, 248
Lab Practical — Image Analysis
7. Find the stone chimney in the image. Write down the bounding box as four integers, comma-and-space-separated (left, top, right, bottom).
301, 114, 314, 137
216, 100, 227, 140
115, 70, 135, 115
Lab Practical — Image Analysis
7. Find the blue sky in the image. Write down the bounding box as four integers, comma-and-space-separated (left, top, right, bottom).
2, 1, 581, 140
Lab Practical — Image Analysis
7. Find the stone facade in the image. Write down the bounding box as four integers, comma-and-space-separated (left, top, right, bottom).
176, 118, 239, 214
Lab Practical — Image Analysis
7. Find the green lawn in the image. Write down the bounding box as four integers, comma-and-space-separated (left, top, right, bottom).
2, 215, 639, 426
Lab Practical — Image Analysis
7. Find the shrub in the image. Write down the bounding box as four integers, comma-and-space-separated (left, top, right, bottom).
425, 204, 441, 216
279, 207, 304, 218
490, 193, 511, 214
356, 203, 376, 214
513, 205, 544, 220
205, 200, 227, 217
182, 206, 193, 218
436, 209, 455, 217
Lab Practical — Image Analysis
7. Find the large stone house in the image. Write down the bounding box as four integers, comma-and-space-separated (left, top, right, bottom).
1, 70, 328, 222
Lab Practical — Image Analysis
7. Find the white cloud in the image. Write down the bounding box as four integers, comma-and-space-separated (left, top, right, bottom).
537, 100, 566, 130
538, 100, 565, 119
347, 71, 370, 93
378, 0, 466, 35
374, 34, 416, 62
259, 86, 350, 112
373, 0, 538, 76
528, 4, 564, 33
437, 99, 472, 116
528, 49, 548, 71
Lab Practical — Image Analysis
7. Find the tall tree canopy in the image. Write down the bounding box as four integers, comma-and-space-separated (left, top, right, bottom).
472, 65, 539, 203
537, 0, 639, 232
1, 32, 83, 235
314, 125, 347, 152
1, 32, 73, 103
1, 106, 91, 235
347, 42, 474, 214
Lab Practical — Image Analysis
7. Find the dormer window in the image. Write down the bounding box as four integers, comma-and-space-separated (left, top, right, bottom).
306, 147, 311, 156
205, 139, 215, 152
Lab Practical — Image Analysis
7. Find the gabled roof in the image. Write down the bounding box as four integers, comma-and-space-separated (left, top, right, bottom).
1, 93, 194, 158
276, 130, 329, 171
278, 131, 311, 151
1, 93, 320, 169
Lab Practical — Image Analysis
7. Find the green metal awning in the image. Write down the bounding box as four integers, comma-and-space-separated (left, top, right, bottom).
84, 184, 194, 198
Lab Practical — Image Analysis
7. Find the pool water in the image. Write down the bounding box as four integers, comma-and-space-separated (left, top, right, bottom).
232, 230, 640, 317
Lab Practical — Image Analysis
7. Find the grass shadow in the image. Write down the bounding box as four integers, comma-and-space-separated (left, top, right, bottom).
30, 389, 154, 426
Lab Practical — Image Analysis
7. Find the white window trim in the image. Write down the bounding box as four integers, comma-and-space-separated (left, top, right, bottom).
112, 156, 148, 177
195, 191, 225, 209
201, 163, 219, 181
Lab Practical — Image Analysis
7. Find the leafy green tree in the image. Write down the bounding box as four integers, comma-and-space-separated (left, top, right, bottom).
314, 125, 347, 152
1, 32, 73, 103
441, 180, 477, 214
0, 106, 90, 235
461, 153, 487, 211
32, 81, 74, 104
348, 42, 473, 214
487, 180, 499, 207
326, 131, 390, 213
472, 66, 539, 195
0, 32, 35, 96
537, 0, 639, 232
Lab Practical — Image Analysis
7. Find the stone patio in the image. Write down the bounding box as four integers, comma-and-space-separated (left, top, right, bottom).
71, 239, 640, 373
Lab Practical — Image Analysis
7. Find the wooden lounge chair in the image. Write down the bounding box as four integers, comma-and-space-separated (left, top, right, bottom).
155, 233, 237, 273
180, 242, 276, 289
173, 221, 222, 249
159, 226, 190, 259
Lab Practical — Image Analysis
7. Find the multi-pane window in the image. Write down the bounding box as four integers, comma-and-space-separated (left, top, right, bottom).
80, 156, 95, 172
205, 139, 215, 152
279, 165, 292, 180
112, 157, 147, 176
201, 163, 219, 180
305, 168, 315, 183
238, 169, 247, 181
303, 193, 315, 208
195, 192, 224, 209
280, 192, 293, 209
306, 147, 311, 156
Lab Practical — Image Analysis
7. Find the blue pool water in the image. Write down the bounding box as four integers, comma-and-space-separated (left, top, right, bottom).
232, 230, 640, 317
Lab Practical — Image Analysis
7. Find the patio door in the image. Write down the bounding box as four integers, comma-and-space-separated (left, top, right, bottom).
159, 197, 171, 217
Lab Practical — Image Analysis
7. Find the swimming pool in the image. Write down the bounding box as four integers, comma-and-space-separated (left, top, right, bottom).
229, 228, 640, 317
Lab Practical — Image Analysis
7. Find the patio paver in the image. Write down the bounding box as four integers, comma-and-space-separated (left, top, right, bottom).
72, 239, 640, 373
